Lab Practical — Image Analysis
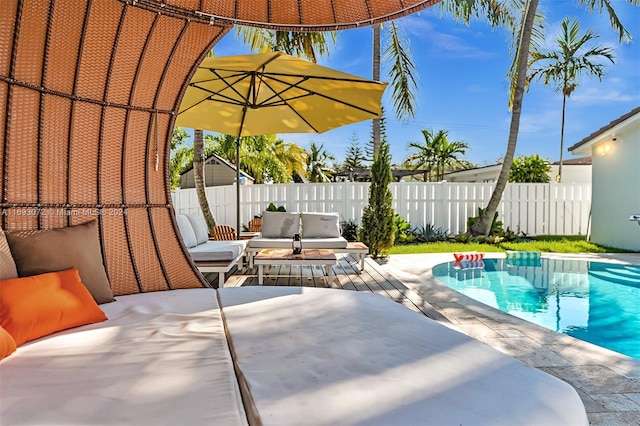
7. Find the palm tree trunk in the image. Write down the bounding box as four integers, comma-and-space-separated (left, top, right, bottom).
558, 93, 567, 183
470, 0, 539, 236
372, 24, 381, 157
193, 129, 217, 233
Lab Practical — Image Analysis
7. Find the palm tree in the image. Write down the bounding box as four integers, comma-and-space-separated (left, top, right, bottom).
434, 137, 470, 181
407, 129, 442, 181
306, 142, 336, 183
273, 140, 308, 182
528, 16, 615, 182
210, 134, 307, 184
237, 28, 336, 63
371, 22, 419, 156
193, 129, 217, 231
407, 129, 469, 181
457, 0, 635, 236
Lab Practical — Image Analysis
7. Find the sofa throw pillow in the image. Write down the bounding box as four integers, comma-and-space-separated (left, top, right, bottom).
186, 214, 209, 245
5, 220, 114, 304
0, 228, 18, 280
176, 214, 198, 248
0, 325, 16, 360
301, 213, 341, 238
0, 268, 108, 346
261, 211, 300, 238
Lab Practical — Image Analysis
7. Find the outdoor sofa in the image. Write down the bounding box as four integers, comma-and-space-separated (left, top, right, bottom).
246, 211, 369, 270
176, 213, 246, 285
0, 223, 589, 426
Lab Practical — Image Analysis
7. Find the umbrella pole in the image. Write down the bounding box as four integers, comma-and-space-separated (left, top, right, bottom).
235, 136, 241, 240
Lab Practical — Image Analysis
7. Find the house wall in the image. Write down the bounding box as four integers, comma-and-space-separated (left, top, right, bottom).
181, 164, 252, 188
551, 165, 591, 184
590, 120, 640, 251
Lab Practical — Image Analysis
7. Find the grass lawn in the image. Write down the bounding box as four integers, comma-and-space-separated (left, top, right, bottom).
389, 235, 633, 255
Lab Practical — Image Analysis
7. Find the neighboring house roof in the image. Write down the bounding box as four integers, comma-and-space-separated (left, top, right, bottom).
552, 156, 591, 165
334, 168, 426, 181
569, 106, 640, 154
180, 153, 254, 181
443, 164, 502, 178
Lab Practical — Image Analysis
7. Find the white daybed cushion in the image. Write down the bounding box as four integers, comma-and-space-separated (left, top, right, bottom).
260, 211, 300, 238
218, 286, 588, 426
247, 236, 348, 249
176, 213, 198, 248
186, 214, 209, 245
0, 289, 247, 426
301, 212, 341, 238
189, 240, 247, 262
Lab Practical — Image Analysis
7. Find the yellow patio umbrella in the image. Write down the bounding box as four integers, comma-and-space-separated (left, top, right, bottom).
176, 51, 387, 237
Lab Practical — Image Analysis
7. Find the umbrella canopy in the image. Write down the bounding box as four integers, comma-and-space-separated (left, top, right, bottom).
176, 52, 387, 236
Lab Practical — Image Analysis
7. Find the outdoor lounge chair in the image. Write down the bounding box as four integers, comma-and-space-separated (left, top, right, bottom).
176, 214, 246, 285
212, 224, 237, 241
248, 217, 262, 233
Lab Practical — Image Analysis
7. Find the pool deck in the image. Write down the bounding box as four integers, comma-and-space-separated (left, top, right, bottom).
217, 252, 640, 425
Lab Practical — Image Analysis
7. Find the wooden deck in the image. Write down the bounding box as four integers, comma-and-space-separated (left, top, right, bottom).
204, 253, 446, 322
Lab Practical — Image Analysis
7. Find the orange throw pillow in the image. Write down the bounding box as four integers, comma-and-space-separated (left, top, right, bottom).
0, 325, 16, 360
0, 268, 108, 346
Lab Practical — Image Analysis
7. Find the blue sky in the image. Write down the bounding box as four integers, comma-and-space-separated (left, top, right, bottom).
207, 0, 639, 166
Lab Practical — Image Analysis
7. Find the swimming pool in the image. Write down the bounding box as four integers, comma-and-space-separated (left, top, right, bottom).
432, 258, 640, 360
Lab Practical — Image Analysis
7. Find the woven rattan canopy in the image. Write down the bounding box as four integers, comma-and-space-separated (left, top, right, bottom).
141, 0, 441, 31
1, 0, 439, 296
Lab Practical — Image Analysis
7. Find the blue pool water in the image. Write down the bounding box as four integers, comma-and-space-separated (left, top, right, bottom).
432, 259, 640, 359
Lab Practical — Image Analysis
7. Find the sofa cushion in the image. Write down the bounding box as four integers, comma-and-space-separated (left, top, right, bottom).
5, 220, 114, 304
188, 240, 246, 262
176, 214, 198, 248
0, 228, 18, 280
247, 236, 348, 249
186, 214, 209, 245
261, 211, 300, 238
301, 212, 341, 238
0, 268, 108, 346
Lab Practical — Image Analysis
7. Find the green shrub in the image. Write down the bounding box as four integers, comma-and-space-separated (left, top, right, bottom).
266, 203, 286, 212
340, 218, 359, 242
393, 215, 415, 245
414, 224, 448, 243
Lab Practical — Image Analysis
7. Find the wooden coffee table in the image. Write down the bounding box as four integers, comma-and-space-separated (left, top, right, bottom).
253, 249, 337, 285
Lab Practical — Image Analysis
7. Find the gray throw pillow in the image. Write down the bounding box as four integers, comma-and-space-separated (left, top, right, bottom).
261, 211, 300, 238
5, 220, 114, 304
186, 214, 210, 245
176, 214, 198, 248
301, 213, 341, 238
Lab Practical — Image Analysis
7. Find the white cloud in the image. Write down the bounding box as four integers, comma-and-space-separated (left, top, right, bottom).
400, 15, 496, 59
516, 109, 560, 134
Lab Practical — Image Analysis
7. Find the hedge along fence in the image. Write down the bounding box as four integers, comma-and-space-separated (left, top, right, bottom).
172, 181, 592, 236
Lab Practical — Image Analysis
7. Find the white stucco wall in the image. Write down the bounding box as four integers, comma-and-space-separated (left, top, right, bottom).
589, 119, 640, 251
445, 164, 591, 183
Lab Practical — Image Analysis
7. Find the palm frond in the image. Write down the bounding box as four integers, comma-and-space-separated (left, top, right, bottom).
384, 21, 418, 122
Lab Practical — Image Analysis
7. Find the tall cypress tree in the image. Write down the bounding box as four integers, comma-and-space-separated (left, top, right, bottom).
360, 139, 395, 258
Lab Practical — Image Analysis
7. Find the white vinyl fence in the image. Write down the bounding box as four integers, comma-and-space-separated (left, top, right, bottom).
172, 182, 591, 236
